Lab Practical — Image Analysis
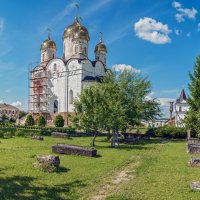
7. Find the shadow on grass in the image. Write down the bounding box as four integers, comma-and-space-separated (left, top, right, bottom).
56, 166, 70, 173
94, 138, 166, 151
0, 175, 86, 200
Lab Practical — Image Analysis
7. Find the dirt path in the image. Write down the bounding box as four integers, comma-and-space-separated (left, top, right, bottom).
88, 158, 140, 200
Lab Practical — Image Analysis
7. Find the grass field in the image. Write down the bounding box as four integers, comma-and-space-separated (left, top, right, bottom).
0, 136, 199, 200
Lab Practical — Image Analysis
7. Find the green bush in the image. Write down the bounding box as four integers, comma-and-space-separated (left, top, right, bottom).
147, 126, 188, 139
15, 130, 25, 137
37, 115, 46, 127
3, 132, 13, 139
0, 130, 4, 138
25, 114, 34, 126
54, 115, 64, 127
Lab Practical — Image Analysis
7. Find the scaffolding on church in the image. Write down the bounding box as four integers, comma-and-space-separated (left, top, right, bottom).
28, 66, 50, 121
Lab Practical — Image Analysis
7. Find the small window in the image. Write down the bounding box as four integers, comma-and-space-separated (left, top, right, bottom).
54, 100, 58, 113
69, 90, 73, 104
53, 64, 57, 71
75, 45, 78, 54
179, 106, 182, 112
42, 54, 45, 62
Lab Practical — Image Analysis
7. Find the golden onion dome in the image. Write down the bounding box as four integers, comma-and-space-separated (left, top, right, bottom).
95, 37, 107, 53
40, 34, 57, 51
63, 17, 90, 41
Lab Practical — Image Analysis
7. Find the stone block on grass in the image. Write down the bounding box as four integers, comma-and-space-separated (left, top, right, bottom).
190, 182, 200, 191
188, 158, 200, 167
51, 132, 69, 139
187, 144, 200, 154
34, 155, 60, 173
52, 143, 97, 157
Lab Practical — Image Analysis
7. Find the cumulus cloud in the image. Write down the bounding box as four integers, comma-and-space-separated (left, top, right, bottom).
112, 64, 141, 73
11, 101, 22, 108
134, 17, 172, 44
145, 92, 155, 100
172, 1, 198, 23
174, 29, 180, 35
172, 1, 182, 9
157, 98, 174, 107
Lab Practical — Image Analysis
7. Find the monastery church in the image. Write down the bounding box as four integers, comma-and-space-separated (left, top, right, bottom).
29, 17, 108, 124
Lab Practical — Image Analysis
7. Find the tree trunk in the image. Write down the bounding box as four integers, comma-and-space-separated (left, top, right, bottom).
91, 131, 98, 147
111, 128, 119, 148
107, 129, 111, 140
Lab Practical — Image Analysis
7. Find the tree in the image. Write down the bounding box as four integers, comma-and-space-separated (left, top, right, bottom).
19, 111, 27, 119
73, 70, 160, 146
1, 114, 9, 122
25, 114, 34, 126
54, 115, 64, 127
74, 82, 125, 146
117, 70, 160, 130
37, 115, 46, 127
185, 55, 200, 136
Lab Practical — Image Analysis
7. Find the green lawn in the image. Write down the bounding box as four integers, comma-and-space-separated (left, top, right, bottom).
0, 136, 199, 200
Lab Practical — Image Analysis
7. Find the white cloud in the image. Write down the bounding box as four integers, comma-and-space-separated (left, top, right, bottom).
134, 17, 172, 44
112, 64, 141, 73
157, 98, 174, 107
0, 18, 4, 35
174, 29, 180, 35
11, 101, 22, 108
172, 1, 182, 9
175, 13, 185, 23
172, 1, 198, 23
145, 92, 155, 100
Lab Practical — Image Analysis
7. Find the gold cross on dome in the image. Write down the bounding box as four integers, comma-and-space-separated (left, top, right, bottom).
47, 28, 51, 39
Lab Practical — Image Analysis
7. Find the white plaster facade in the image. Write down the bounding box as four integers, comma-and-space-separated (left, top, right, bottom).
175, 89, 189, 127
29, 18, 107, 123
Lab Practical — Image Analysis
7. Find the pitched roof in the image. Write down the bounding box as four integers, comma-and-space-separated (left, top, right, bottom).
0, 103, 19, 111
176, 89, 187, 103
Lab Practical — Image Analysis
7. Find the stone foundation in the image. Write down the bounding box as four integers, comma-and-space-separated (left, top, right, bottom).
187, 144, 200, 154
36, 155, 60, 167
190, 182, 200, 191
52, 143, 97, 157
51, 132, 69, 139
188, 158, 200, 167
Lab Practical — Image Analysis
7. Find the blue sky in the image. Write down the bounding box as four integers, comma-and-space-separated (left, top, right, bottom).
0, 0, 199, 116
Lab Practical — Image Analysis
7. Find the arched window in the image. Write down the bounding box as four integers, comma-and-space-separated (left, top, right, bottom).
53, 64, 57, 71
69, 90, 73, 104
75, 45, 78, 54
42, 54, 45, 62
54, 100, 58, 113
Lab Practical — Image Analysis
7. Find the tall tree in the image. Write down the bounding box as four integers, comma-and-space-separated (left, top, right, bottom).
74, 76, 125, 146
25, 114, 34, 126
185, 55, 200, 135
117, 70, 160, 130
73, 70, 160, 146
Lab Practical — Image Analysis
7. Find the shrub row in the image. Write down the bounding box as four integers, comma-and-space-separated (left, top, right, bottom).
146, 126, 193, 139
0, 128, 42, 139
0, 126, 75, 138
